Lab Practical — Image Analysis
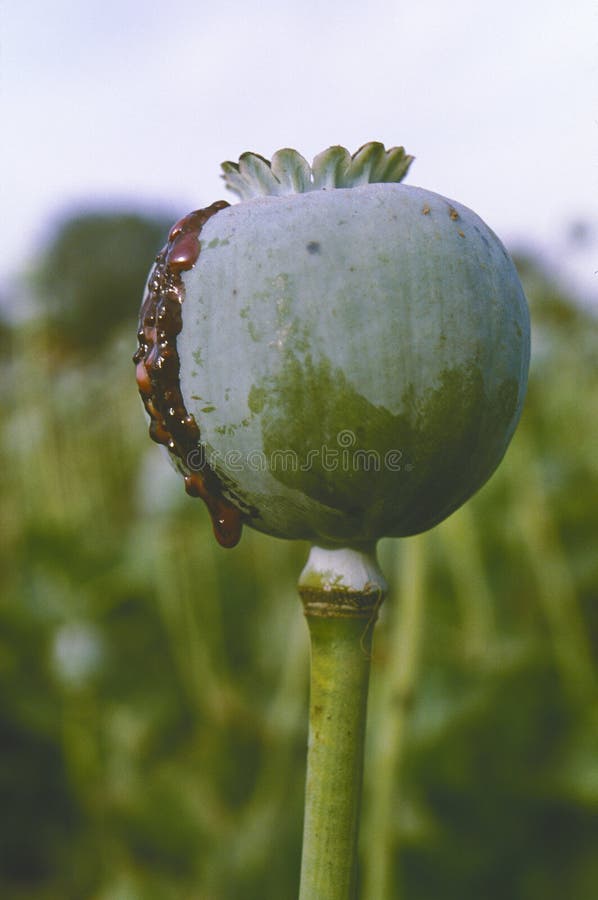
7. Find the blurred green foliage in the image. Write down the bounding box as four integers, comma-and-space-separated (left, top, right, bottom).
0, 213, 597, 899
31, 211, 173, 356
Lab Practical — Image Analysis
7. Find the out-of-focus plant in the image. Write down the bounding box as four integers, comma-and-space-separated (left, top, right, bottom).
32, 210, 174, 356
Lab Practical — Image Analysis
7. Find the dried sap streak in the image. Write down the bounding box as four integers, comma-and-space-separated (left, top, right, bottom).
134, 201, 243, 548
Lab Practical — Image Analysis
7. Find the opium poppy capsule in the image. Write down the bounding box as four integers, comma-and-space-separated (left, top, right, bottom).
134, 143, 530, 549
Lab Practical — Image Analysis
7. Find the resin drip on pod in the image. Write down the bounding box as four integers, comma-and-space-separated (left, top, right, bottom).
133, 200, 243, 548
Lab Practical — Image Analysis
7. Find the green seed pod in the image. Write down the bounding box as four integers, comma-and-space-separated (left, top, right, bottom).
135, 143, 530, 549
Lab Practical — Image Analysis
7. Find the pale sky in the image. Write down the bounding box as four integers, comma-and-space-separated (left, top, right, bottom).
2, 0, 597, 302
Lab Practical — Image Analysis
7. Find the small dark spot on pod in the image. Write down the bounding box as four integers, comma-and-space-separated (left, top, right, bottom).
306, 241, 321, 255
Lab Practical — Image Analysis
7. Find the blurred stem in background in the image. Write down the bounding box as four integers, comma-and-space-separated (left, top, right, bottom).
363, 534, 426, 900
439, 505, 495, 666
508, 429, 597, 702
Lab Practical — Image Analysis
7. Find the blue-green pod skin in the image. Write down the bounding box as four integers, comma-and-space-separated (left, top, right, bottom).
178, 182, 529, 547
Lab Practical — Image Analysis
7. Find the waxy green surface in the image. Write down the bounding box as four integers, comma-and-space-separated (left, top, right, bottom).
178, 182, 529, 546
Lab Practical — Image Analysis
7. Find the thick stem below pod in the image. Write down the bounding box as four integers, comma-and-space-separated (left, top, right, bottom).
298, 545, 388, 900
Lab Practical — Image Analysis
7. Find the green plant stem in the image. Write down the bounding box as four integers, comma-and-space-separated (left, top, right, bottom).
298, 546, 387, 900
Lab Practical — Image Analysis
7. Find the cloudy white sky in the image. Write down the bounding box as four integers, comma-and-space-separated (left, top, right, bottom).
2, 0, 597, 301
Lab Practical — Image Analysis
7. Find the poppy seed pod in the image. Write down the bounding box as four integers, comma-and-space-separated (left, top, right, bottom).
134, 143, 530, 549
